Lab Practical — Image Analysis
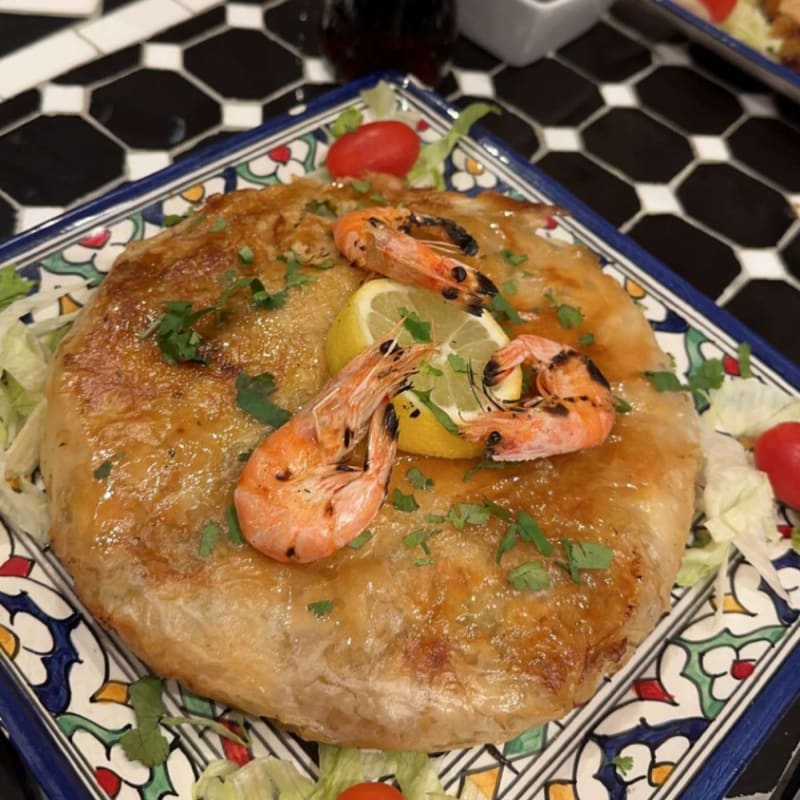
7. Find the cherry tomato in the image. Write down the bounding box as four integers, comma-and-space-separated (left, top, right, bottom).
327, 121, 420, 179
336, 782, 406, 800
699, 0, 737, 22
754, 421, 800, 509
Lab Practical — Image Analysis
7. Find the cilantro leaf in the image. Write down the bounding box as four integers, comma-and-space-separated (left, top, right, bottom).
305, 199, 337, 218
517, 511, 552, 556
448, 503, 490, 530
92, 451, 124, 480
307, 600, 333, 618
463, 458, 507, 482
199, 520, 222, 557
348, 529, 374, 550
120, 725, 170, 767
414, 389, 460, 435
500, 249, 528, 266
119, 677, 170, 767
501, 279, 518, 296
447, 353, 468, 374
248, 278, 286, 310
687, 358, 724, 393
145, 300, 215, 365
0, 265, 36, 309
414, 556, 436, 567
489, 293, 523, 325
226, 504, 245, 546
403, 528, 440, 554
483, 498, 512, 522
407, 467, 433, 491
496, 524, 518, 564
425, 513, 446, 524
235, 372, 292, 428
398, 307, 432, 343
737, 342, 753, 379
643, 370, 684, 392
613, 396, 632, 414
392, 488, 419, 512
545, 289, 584, 329
560, 539, 613, 583
330, 107, 362, 138
350, 178, 371, 194
210, 216, 227, 232
578, 332, 595, 347
507, 561, 550, 592
238, 245, 254, 265
420, 361, 443, 377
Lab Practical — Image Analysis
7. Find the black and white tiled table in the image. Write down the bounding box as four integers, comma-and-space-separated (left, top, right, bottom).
0, 1, 798, 797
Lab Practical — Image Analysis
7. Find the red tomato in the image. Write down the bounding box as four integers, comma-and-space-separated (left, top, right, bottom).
699, 0, 737, 22
336, 782, 406, 800
327, 121, 420, 179
754, 421, 800, 509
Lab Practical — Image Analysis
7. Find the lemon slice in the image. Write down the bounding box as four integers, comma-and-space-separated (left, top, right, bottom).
325, 278, 522, 459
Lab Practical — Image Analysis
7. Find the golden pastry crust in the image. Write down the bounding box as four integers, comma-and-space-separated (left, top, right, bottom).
42, 176, 700, 751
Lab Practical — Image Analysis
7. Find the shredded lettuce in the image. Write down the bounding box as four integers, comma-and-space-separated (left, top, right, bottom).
705, 378, 800, 438
361, 81, 398, 120
192, 746, 472, 800
721, 0, 782, 57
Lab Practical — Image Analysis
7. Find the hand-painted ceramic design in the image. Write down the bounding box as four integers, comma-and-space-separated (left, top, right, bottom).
0, 76, 797, 800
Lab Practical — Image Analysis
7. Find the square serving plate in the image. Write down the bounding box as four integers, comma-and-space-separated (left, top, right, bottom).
0, 74, 798, 800
647, 0, 800, 103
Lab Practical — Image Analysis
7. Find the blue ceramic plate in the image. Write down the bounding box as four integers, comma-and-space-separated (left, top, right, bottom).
649, 0, 800, 103
0, 74, 798, 800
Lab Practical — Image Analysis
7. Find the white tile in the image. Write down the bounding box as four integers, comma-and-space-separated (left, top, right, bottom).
600, 83, 637, 108
126, 150, 172, 181
226, 2, 263, 29
654, 43, 691, 65
691, 135, 729, 161
0, 29, 97, 99
739, 249, 787, 280
142, 42, 183, 70
0, 0, 98, 13
175, 0, 221, 11
541, 127, 581, 152
304, 57, 334, 83
636, 184, 681, 214
454, 69, 494, 97
18, 206, 64, 233
40, 84, 86, 114
739, 93, 777, 116
78, 0, 189, 55
222, 101, 262, 129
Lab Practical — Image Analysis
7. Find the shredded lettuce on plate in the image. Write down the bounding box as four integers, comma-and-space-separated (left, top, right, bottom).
678, 375, 799, 601
721, 0, 782, 58
192, 745, 478, 800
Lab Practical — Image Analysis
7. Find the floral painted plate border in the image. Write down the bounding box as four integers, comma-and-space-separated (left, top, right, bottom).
0, 74, 798, 800
647, 0, 800, 104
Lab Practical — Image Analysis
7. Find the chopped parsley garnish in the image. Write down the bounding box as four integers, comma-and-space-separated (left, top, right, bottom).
489, 293, 523, 325
483, 498, 512, 522
330, 107, 362, 138
163, 211, 191, 227
305, 199, 337, 218
447, 353, 469, 374
501, 279, 518, 295
226, 503, 245, 546
738, 342, 753, 378
199, 520, 222, 557
281, 252, 317, 290
414, 389, 460, 435
612, 755, 634, 776
313, 258, 336, 270
0, 264, 36, 309
425, 513, 446, 524
448, 503, 490, 530
463, 458, 508, 482
545, 289, 584, 330
403, 528, 440, 554
643, 370, 683, 392
307, 600, 333, 618
235, 372, 292, 428
613, 396, 632, 414
414, 556, 436, 567
558, 539, 614, 583
348, 529, 374, 550
517, 511, 552, 556
142, 300, 214, 365
507, 561, 550, 592
391, 488, 419, 512
238, 449, 253, 462
578, 332, 595, 347
420, 361, 444, 377
210, 216, 227, 232
500, 249, 528, 266
238, 245, 254, 265
350, 178, 371, 194
644, 358, 725, 401
369, 194, 388, 205
407, 467, 433, 491
93, 451, 125, 480
496, 527, 519, 564
398, 307, 432, 343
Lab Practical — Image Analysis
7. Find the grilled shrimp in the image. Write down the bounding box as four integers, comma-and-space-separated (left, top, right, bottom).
235, 339, 433, 562
460, 334, 615, 462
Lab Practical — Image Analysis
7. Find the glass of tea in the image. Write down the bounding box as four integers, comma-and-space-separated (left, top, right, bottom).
319, 0, 457, 86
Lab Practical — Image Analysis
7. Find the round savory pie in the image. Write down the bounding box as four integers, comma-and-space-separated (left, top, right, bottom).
41, 175, 701, 751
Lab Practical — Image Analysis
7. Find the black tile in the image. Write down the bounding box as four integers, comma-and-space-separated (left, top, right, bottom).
0, 13, 73, 57
725, 280, 800, 364
435, 69, 458, 98
688, 44, 767, 93
103, 0, 137, 10
583, 108, 693, 182
637, 66, 741, 134
609, 0, 682, 42
0, 116, 124, 205
151, 6, 226, 44
0, 90, 39, 132
494, 59, 602, 126
558, 21, 651, 82
264, 0, 323, 56
451, 35, 500, 71
775, 94, 800, 129
90, 68, 221, 149
263, 82, 338, 119
53, 45, 141, 86
781, 229, 800, 283
728, 118, 800, 192
0, 195, 14, 239
535, 152, 640, 227
627, 214, 740, 299
185, 29, 303, 101
454, 95, 539, 160
677, 164, 794, 248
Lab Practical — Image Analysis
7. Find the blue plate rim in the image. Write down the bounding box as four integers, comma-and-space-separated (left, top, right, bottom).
0, 71, 798, 800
